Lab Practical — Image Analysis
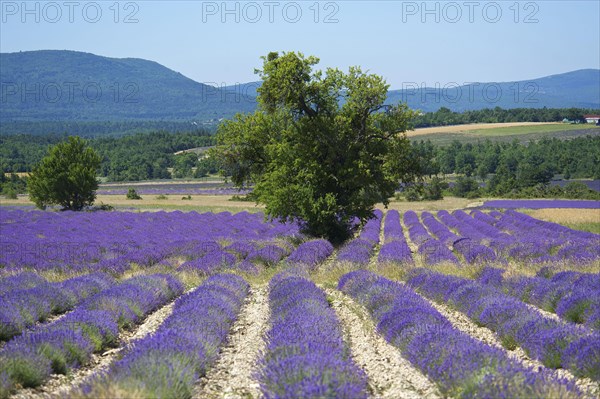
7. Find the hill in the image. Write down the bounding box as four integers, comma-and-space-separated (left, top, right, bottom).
0, 50, 254, 123
1, 50, 598, 130
386, 69, 600, 112
225, 70, 600, 112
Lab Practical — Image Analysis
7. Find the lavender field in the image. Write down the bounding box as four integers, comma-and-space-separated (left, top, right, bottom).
0, 208, 599, 399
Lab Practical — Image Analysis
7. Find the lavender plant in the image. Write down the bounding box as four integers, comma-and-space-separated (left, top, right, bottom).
258, 271, 368, 398
378, 210, 413, 264
339, 270, 583, 398
336, 210, 383, 266
0, 273, 115, 341
407, 269, 600, 380
286, 239, 334, 270
0, 274, 183, 397
81, 274, 249, 398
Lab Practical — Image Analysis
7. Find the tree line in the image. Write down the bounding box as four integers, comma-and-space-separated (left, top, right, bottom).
412, 107, 599, 128
0, 120, 214, 137
0, 130, 216, 181
409, 135, 600, 200
3, 112, 599, 203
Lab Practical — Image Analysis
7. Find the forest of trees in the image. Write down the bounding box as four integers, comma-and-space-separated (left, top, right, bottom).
0, 120, 215, 137
410, 135, 600, 199
2, 107, 598, 136
0, 130, 216, 181
412, 107, 599, 128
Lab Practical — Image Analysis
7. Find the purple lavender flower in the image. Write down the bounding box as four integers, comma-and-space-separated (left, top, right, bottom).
82, 274, 249, 398
340, 270, 582, 398
286, 239, 334, 269
406, 269, 597, 380
258, 273, 368, 398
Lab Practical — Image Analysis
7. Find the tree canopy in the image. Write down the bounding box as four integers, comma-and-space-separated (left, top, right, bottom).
28, 136, 101, 210
214, 52, 420, 243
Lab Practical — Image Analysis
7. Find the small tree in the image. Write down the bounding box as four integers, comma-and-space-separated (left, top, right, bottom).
28, 136, 101, 210
214, 52, 420, 243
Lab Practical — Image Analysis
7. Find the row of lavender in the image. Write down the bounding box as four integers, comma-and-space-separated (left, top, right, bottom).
378, 210, 413, 264
0, 209, 300, 275
0, 272, 115, 341
0, 274, 183, 398
478, 267, 600, 330
400, 209, 599, 265
259, 268, 367, 397
407, 269, 600, 381
336, 210, 383, 265
339, 270, 582, 398
80, 274, 249, 398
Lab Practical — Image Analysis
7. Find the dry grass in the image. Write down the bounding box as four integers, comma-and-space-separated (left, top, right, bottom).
409, 122, 561, 137
2, 193, 486, 214
527, 208, 600, 224
524, 208, 600, 235
0, 194, 264, 213
97, 194, 263, 209
380, 197, 483, 212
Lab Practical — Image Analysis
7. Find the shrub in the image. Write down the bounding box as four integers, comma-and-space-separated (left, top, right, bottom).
3, 187, 17, 199
423, 177, 447, 200
452, 176, 480, 198
126, 188, 142, 200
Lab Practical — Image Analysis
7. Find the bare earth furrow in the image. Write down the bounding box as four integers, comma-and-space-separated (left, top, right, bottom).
12, 300, 178, 399
326, 288, 442, 399
194, 285, 270, 399
416, 287, 600, 399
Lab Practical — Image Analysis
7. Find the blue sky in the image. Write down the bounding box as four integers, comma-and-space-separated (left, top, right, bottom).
1, 1, 599, 89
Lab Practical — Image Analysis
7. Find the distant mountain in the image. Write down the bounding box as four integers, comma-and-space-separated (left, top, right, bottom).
386, 69, 600, 112
0, 50, 254, 123
222, 81, 261, 101
1, 50, 598, 128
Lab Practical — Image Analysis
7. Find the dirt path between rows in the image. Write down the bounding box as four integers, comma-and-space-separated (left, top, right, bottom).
12, 299, 179, 399
193, 285, 270, 399
414, 287, 600, 399
326, 288, 442, 399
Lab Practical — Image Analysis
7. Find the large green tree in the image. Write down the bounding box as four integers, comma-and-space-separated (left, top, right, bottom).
28, 136, 101, 210
215, 52, 419, 243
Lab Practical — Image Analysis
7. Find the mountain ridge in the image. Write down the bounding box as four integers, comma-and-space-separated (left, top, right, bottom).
1, 50, 598, 123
